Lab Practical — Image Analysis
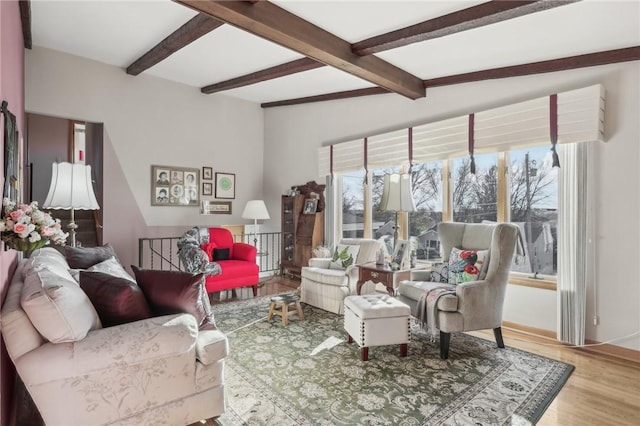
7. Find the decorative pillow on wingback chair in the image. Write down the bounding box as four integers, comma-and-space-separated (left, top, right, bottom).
447, 247, 488, 285
329, 245, 360, 270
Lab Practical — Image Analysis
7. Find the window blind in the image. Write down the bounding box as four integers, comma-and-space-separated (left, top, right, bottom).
333, 139, 364, 173
318, 84, 605, 176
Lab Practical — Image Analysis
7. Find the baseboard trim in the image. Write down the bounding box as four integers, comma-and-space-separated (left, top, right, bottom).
502, 321, 640, 364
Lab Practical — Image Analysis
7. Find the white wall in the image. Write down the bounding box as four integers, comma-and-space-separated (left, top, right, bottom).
25, 47, 265, 268
264, 62, 640, 351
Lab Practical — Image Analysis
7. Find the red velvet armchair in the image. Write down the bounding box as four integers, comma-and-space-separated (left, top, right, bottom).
178, 227, 259, 296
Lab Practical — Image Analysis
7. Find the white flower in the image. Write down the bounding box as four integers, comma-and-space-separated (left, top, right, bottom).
28, 231, 42, 242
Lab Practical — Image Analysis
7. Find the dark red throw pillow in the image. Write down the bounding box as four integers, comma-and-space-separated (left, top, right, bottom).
79, 271, 153, 327
131, 266, 211, 327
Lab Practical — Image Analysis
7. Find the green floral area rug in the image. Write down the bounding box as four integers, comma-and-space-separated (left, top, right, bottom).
212, 295, 573, 426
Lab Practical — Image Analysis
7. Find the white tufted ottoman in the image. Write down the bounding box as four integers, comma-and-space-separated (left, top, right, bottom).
344, 294, 411, 361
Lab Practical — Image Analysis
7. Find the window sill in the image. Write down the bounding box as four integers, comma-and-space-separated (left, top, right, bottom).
509, 274, 556, 290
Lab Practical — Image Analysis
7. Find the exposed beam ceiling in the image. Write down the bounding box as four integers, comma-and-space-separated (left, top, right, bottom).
127, 13, 224, 75
19, 0, 32, 49
352, 0, 579, 56
202, 0, 578, 97
201, 57, 323, 94
175, 0, 425, 99
262, 47, 640, 108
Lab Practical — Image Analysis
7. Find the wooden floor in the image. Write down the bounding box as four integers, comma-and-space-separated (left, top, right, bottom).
217, 276, 640, 426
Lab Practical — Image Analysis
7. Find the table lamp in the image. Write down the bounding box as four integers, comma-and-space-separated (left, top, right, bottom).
43, 162, 100, 248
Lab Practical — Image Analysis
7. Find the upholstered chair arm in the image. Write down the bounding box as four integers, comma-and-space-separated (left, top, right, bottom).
232, 242, 257, 262
308, 257, 332, 269
454, 279, 503, 329
14, 314, 203, 425
410, 270, 432, 281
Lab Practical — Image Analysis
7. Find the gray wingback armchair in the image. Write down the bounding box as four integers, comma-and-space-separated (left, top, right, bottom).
397, 222, 519, 359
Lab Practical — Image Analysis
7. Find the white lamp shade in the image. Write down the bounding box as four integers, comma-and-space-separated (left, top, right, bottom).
241, 200, 270, 220
379, 173, 416, 212
43, 162, 100, 210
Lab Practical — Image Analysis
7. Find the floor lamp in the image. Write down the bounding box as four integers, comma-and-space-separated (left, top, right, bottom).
379, 173, 416, 247
43, 162, 100, 248
241, 200, 270, 249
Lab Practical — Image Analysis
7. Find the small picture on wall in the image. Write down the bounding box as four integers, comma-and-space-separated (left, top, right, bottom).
203, 182, 212, 196
155, 169, 170, 186
202, 167, 212, 180
215, 172, 235, 199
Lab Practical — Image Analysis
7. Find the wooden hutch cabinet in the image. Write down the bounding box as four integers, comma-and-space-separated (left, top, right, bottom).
280, 181, 325, 277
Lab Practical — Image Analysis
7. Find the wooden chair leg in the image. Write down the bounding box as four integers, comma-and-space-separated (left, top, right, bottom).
493, 327, 505, 348
400, 343, 407, 357
440, 331, 451, 359
252, 285, 258, 297
361, 347, 369, 361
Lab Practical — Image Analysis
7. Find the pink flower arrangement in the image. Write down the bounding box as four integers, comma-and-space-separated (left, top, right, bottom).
0, 198, 68, 250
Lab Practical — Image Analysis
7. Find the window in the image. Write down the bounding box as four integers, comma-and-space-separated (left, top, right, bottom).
408, 162, 443, 260
508, 146, 558, 276
341, 170, 365, 238
336, 145, 558, 285
452, 153, 498, 223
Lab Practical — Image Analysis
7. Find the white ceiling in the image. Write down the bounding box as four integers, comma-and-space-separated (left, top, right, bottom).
30, 0, 640, 105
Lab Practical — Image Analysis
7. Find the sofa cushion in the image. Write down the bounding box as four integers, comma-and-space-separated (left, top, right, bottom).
65, 244, 118, 269
79, 271, 153, 327
215, 260, 259, 280
429, 262, 449, 283
131, 266, 212, 327
329, 244, 360, 270
301, 267, 349, 287
448, 247, 488, 284
21, 267, 102, 343
22, 247, 71, 280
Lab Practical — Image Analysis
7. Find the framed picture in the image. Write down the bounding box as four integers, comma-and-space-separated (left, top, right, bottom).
215, 172, 235, 199
202, 166, 212, 180
391, 240, 409, 269
202, 182, 212, 196
201, 200, 232, 215
303, 198, 318, 214
151, 165, 199, 206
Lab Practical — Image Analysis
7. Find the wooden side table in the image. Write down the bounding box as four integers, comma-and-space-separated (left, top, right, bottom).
356, 262, 413, 296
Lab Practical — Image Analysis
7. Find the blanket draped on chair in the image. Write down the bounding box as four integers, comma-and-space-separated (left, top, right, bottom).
416, 284, 456, 340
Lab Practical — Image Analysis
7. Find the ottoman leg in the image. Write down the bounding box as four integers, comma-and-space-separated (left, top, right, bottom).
347, 334, 353, 344
282, 303, 289, 327
361, 347, 369, 361
267, 302, 275, 321
400, 343, 407, 358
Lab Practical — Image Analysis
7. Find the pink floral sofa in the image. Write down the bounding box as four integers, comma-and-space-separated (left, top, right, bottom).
1, 247, 227, 425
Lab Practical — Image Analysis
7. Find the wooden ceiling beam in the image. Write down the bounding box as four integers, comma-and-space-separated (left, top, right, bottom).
175, 0, 425, 99
19, 0, 32, 49
424, 46, 640, 88
126, 13, 224, 76
352, 0, 579, 56
261, 87, 388, 108
263, 47, 640, 108
201, 57, 323, 94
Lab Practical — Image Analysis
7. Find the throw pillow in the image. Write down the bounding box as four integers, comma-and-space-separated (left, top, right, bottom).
131, 266, 212, 327
429, 262, 450, 283
65, 244, 118, 269
447, 247, 489, 285
213, 248, 230, 261
200, 242, 217, 261
329, 244, 360, 270
79, 271, 153, 327
21, 267, 102, 343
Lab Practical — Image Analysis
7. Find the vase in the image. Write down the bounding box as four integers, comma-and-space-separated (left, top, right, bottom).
3, 238, 49, 256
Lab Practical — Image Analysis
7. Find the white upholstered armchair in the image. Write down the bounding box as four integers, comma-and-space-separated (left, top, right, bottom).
300, 238, 385, 314
397, 222, 519, 359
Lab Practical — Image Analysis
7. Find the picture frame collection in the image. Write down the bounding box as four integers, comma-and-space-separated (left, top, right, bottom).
151, 165, 234, 214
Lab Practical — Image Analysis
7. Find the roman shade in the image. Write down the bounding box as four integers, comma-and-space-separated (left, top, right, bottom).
318, 84, 605, 177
